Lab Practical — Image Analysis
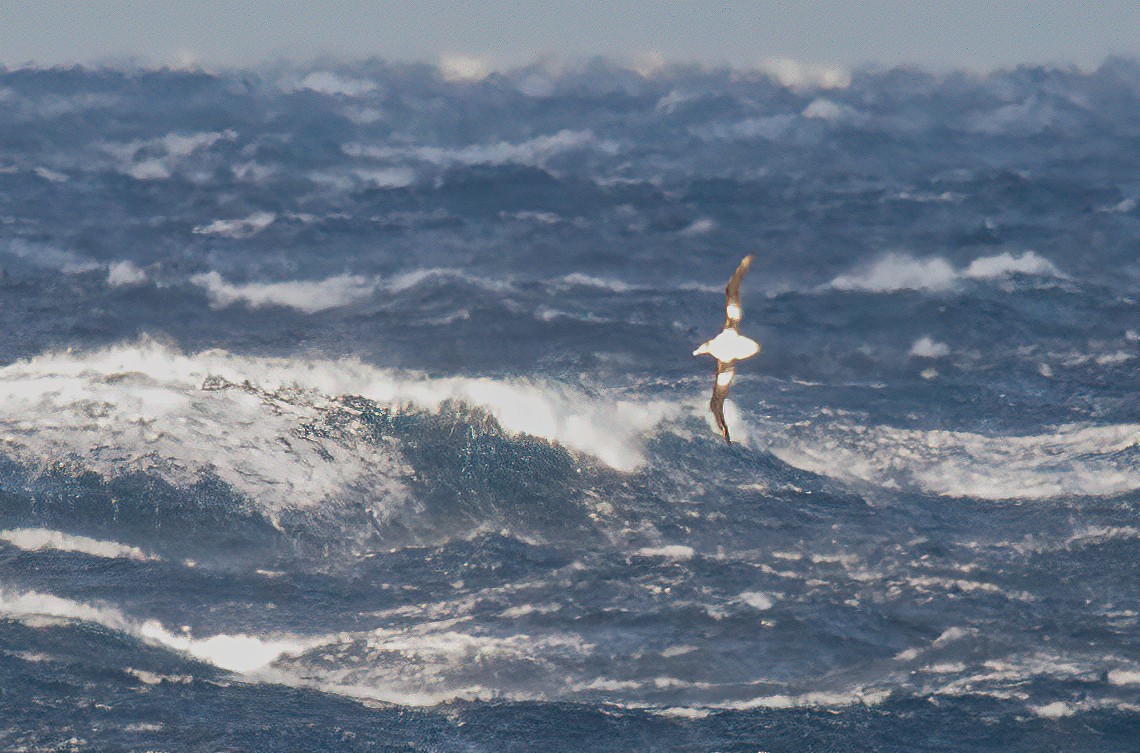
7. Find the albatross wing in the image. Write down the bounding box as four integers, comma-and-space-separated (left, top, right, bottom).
710, 363, 735, 444
723, 254, 753, 330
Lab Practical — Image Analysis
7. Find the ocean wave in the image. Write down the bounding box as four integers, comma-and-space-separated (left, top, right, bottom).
768, 420, 1139, 500
281, 71, 378, 97
343, 129, 616, 169
825, 251, 1063, 293
720, 687, 891, 710
265, 622, 596, 706
0, 528, 156, 561
185, 266, 518, 313
0, 341, 676, 524
755, 58, 852, 90
0, 586, 319, 673
3, 239, 99, 274
189, 271, 377, 312
106, 260, 148, 287
192, 211, 277, 238
0, 340, 414, 512
102, 129, 236, 181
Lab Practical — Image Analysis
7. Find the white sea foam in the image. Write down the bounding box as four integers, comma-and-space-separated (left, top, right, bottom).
352, 166, 416, 188
826, 251, 1063, 293
104, 130, 236, 181
0, 340, 414, 511
0, 587, 316, 673
769, 420, 1139, 500
106, 260, 148, 287
190, 271, 377, 313
559, 272, 634, 292
909, 336, 951, 358
1108, 669, 1140, 686
829, 254, 957, 292
738, 591, 778, 611
697, 114, 799, 141
802, 98, 865, 125
192, 211, 277, 238
911, 651, 1125, 709
962, 251, 1062, 279
0, 341, 673, 522
0, 528, 155, 561
724, 688, 890, 710
268, 622, 596, 705
755, 58, 852, 90
33, 166, 68, 183
290, 71, 377, 97
636, 545, 695, 560
966, 97, 1063, 136
652, 706, 712, 719
1032, 700, 1075, 718
439, 55, 492, 83
344, 129, 616, 168
679, 218, 717, 235
4, 239, 99, 273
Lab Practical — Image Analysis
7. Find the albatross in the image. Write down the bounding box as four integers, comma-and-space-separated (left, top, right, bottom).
692, 255, 760, 444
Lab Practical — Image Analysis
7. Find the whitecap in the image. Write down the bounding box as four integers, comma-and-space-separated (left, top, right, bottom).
755, 58, 852, 90
962, 251, 1062, 279
192, 211, 277, 238
0, 528, 155, 561
439, 55, 492, 83
0, 340, 675, 522
0, 587, 318, 674
290, 71, 377, 97
909, 336, 950, 358
0, 340, 414, 512
343, 129, 616, 169
190, 271, 376, 313
636, 545, 695, 560
769, 420, 1139, 500
106, 260, 148, 287
825, 251, 1064, 293
828, 253, 958, 292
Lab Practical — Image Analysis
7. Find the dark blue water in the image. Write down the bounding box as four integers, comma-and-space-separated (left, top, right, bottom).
0, 58, 1137, 751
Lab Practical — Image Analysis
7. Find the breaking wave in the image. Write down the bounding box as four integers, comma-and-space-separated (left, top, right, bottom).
0, 340, 678, 518
769, 419, 1139, 499
0, 527, 156, 561
0, 587, 319, 673
826, 251, 1064, 293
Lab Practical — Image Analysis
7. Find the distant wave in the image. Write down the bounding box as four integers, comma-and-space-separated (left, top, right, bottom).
769, 420, 1139, 499
190, 271, 377, 312
343, 129, 616, 169
192, 211, 277, 238
280, 71, 378, 97
187, 267, 519, 313
0, 528, 156, 561
106, 260, 148, 287
825, 251, 1064, 293
102, 129, 236, 181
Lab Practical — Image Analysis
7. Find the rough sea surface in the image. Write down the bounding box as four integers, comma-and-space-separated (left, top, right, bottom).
1, 58, 1138, 751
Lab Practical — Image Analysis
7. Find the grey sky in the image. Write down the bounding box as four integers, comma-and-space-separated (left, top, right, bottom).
3, 1, 1137, 72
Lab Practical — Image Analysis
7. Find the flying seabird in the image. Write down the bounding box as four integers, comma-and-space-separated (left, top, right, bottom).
692, 255, 760, 444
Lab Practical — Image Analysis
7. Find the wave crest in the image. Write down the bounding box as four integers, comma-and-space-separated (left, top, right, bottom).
770, 420, 1139, 500
0, 341, 674, 524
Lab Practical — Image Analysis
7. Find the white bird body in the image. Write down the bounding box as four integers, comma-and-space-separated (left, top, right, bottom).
693, 328, 760, 362
693, 255, 760, 444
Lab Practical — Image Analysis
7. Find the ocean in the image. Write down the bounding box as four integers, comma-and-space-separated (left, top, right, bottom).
0, 58, 1137, 751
